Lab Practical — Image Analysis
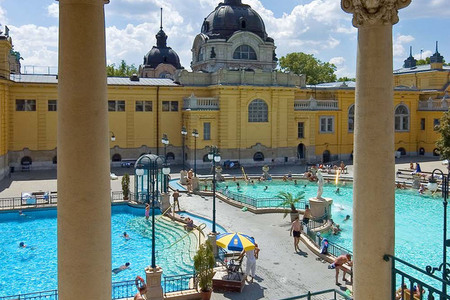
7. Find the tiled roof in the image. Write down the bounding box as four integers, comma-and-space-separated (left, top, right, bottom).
9, 74, 179, 86
393, 64, 450, 74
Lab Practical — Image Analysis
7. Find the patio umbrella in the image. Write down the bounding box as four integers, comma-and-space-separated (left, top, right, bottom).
216, 232, 255, 252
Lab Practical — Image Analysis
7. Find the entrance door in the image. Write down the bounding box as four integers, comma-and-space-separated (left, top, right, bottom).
297, 143, 306, 159
323, 150, 331, 163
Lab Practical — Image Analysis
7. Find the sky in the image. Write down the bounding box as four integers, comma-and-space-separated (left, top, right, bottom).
0, 0, 449, 78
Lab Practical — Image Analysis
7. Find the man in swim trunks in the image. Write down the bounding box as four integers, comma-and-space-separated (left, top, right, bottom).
290, 216, 302, 252
328, 254, 352, 285
172, 189, 181, 212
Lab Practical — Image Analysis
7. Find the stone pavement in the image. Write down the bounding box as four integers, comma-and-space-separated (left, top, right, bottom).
0, 156, 443, 299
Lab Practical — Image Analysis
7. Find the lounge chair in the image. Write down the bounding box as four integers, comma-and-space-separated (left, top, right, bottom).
226, 257, 243, 281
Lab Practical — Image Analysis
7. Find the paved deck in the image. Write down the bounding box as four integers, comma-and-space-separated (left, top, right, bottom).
0, 156, 443, 299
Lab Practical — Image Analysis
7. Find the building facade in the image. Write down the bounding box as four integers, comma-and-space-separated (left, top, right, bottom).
0, 0, 448, 178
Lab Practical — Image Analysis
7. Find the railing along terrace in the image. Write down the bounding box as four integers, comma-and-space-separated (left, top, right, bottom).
112, 279, 136, 299
0, 289, 58, 300
418, 97, 449, 111
0, 194, 57, 209
163, 273, 195, 295
294, 98, 338, 111
384, 254, 450, 300
183, 95, 219, 111
280, 288, 353, 300
218, 187, 307, 210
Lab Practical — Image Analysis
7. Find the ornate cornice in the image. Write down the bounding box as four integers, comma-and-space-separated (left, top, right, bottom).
341, 0, 411, 27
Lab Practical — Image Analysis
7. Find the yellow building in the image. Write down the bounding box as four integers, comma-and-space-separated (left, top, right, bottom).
0, 0, 448, 179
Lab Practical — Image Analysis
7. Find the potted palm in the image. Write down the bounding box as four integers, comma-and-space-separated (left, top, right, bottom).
122, 173, 130, 200
277, 191, 305, 222
193, 240, 215, 300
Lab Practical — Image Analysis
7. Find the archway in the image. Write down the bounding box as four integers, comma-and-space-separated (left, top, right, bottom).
397, 147, 406, 156
433, 148, 440, 156
322, 150, 331, 163
112, 153, 122, 162
253, 152, 264, 161
419, 148, 425, 155
297, 143, 306, 159
166, 152, 175, 161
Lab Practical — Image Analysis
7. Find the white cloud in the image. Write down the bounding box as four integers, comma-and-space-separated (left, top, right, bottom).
413, 50, 432, 60
330, 56, 345, 66
47, 3, 59, 18
393, 34, 415, 58
9, 25, 58, 68
0, 2, 8, 26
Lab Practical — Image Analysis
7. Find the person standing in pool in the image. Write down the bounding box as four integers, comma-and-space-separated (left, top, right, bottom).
303, 205, 312, 225
145, 203, 150, 220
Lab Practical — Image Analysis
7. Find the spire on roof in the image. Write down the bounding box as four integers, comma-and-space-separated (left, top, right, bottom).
430, 41, 444, 64
403, 46, 417, 68
156, 8, 168, 48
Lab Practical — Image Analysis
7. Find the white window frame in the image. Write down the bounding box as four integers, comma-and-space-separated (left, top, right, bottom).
394, 104, 409, 132
108, 100, 125, 112
248, 99, 268, 122
320, 116, 334, 133
348, 104, 355, 132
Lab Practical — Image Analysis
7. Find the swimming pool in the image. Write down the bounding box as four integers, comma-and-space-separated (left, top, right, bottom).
0, 204, 196, 296
217, 180, 449, 280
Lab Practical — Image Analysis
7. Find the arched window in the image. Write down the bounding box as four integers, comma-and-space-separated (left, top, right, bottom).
198, 47, 205, 61
323, 150, 331, 163
240, 18, 247, 29
348, 104, 355, 132
112, 153, 122, 162
395, 104, 409, 131
253, 152, 264, 161
233, 45, 257, 60
248, 99, 268, 122
21, 156, 32, 165
397, 147, 406, 156
166, 152, 175, 161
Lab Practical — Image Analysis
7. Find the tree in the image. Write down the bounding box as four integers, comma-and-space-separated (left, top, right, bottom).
279, 52, 337, 85
107, 60, 138, 77
276, 191, 305, 217
436, 110, 450, 163
337, 77, 355, 82
417, 57, 448, 66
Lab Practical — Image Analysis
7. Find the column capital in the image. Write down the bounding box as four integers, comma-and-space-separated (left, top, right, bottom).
341, 0, 411, 27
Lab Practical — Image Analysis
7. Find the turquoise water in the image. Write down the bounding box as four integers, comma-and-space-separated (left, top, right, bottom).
0, 205, 196, 297
218, 180, 449, 278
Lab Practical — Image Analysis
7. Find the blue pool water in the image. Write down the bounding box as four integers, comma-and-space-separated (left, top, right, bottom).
177, 211, 228, 235
218, 180, 449, 280
0, 205, 196, 296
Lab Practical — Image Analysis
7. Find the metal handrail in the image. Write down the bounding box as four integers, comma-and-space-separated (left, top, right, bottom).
384, 254, 450, 300
279, 288, 352, 299
163, 273, 196, 295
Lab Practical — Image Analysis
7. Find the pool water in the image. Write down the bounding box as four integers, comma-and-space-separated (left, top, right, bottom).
0, 205, 196, 297
218, 180, 449, 279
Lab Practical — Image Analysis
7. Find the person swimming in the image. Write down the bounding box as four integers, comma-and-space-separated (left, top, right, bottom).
19, 242, 26, 248
112, 262, 130, 274
344, 215, 350, 221
123, 232, 130, 240
335, 187, 340, 194
264, 186, 268, 191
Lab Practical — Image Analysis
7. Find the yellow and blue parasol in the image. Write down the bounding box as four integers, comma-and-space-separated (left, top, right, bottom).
216, 232, 255, 251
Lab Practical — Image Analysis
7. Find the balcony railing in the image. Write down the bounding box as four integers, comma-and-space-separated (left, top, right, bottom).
183, 94, 219, 111
418, 95, 449, 111
294, 97, 339, 111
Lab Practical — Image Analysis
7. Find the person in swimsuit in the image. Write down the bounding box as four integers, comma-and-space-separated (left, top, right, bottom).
172, 189, 181, 212
328, 254, 352, 285
123, 232, 130, 240
290, 216, 302, 252
112, 262, 130, 274
303, 205, 312, 225
145, 203, 150, 220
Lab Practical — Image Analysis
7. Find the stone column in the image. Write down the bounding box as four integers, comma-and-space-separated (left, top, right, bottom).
341, 1, 410, 299
57, 0, 111, 299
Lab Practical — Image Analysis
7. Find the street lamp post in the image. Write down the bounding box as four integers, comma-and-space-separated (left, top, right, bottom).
208, 146, 221, 233
192, 129, 199, 176
161, 134, 169, 193
109, 131, 116, 141
181, 126, 187, 171
426, 168, 450, 297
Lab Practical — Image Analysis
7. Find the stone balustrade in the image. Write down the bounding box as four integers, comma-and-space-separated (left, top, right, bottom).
183, 94, 219, 110
418, 96, 449, 111
294, 97, 338, 111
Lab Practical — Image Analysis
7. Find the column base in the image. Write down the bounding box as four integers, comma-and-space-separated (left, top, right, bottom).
208, 232, 218, 258
160, 193, 170, 214
145, 265, 164, 300
309, 197, 333, 220
180, 170, 188, 185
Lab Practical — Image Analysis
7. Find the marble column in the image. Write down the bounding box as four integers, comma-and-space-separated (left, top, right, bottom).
57, 0, 111, 299
341, 1, 410, 299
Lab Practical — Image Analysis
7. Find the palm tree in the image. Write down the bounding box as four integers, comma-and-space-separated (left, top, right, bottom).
276, 191, 305, 219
